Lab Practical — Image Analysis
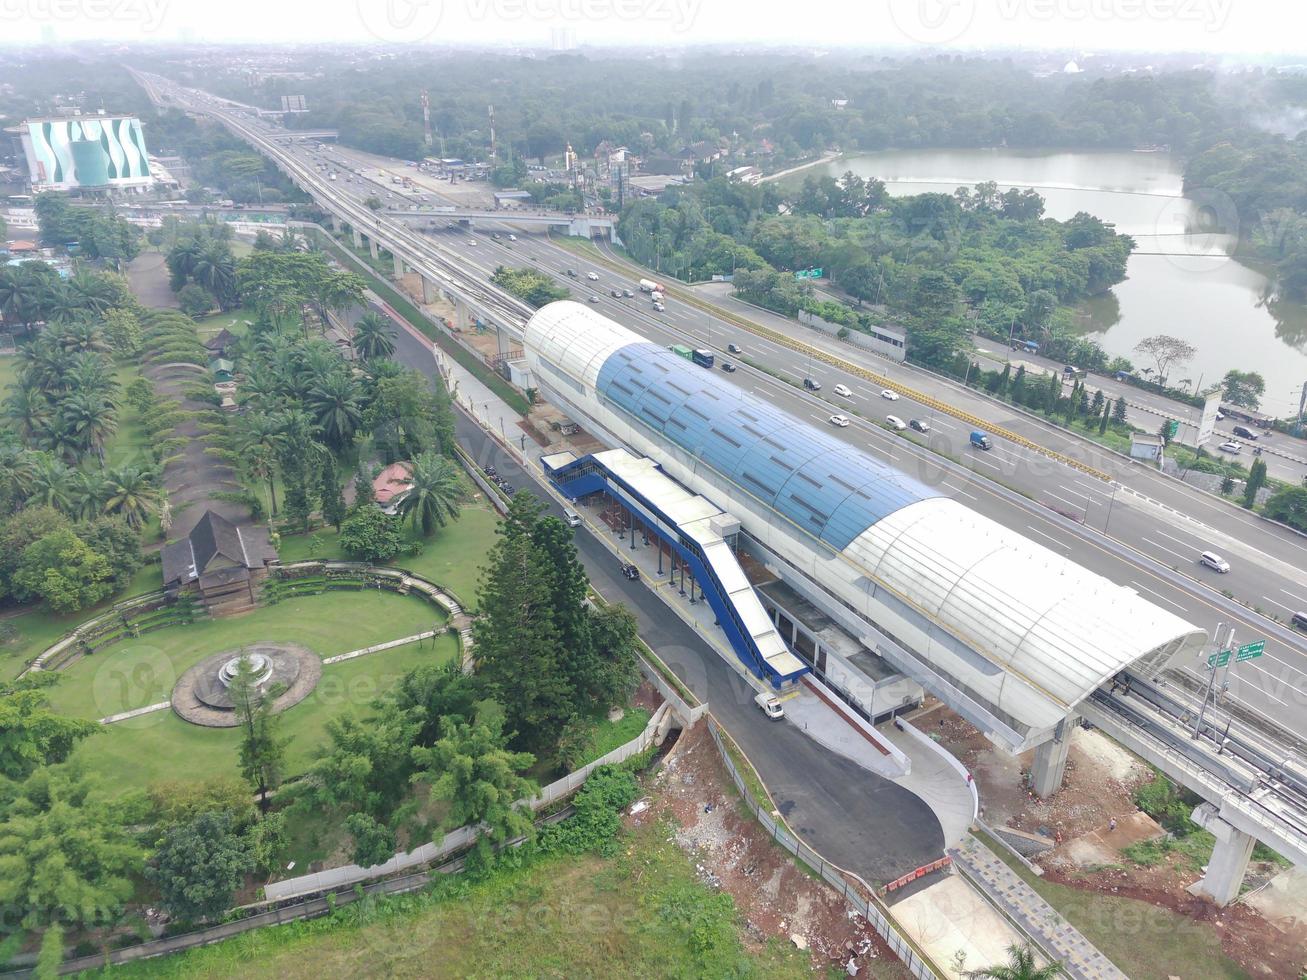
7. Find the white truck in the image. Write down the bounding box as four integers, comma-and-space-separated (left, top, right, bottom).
639, 278, 663, 294
650, 290, 664, 305
754, 692, 784, 720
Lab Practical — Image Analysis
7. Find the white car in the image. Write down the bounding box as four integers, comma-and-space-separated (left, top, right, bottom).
586, 271, 599, 281
1218, 441, 1242, 454
467, 239, 477, 246
833, 383, 852, 398
508, 234, 517, 241
829, 414, 851, 428
885, 415, 907, 431
881, 389, 900, 401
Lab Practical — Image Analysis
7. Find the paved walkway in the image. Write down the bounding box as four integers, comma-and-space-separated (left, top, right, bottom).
950, 834, 1126, 980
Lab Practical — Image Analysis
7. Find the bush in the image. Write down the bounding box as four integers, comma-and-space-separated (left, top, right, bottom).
339, 506, 404, 562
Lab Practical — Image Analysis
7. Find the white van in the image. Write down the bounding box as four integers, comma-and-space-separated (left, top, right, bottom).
754, 692, 784, 720
834, 383, 852, 398
885, 415, 907, 431
1199, 551, 1231, 573
563, 509, 581, 527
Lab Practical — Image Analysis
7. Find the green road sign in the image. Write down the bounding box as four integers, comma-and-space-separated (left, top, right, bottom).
1165, 419, 1180, 438
1207, 650, 1232, 668
1236, 640, 1265, 662
794, 268, 823, 280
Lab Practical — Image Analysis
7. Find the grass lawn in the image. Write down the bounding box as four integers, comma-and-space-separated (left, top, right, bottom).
192, 307, 258, 341
585, 706, 651, 762
975, 830, 1249, 980
277, 500, 500, 610
105, 363, 153, 470
105, 819, 810, 980
0, 563, 161, 678
45, 589, 447, 722
66, 632, 459, 795
0, 354, 16, 390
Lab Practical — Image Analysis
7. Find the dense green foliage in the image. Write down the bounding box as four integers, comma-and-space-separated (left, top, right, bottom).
145, 810, 255, 923
475, 493, 642, 754
32, 195, 140, 268
0, 675, 98, 781
621, 174, 1133, 370
1263, 485, 1307, 532
490, 266, 571, 308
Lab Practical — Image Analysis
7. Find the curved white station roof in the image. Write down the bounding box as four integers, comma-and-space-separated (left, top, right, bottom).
525, 302, 1207, 727
847, 498, 1201, 714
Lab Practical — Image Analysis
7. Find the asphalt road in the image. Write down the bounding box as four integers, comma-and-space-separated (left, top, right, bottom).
275, 135, 1307, 743
140, 87, 1307, 754
431, 355, 948, 885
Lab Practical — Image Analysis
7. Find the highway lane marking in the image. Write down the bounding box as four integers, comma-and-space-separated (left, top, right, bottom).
1180, 666, 1291, 708
1044, 490, 1085, 512
942, 483, 978, 501
1130, 581, 1188, 613
972, 454, 1003, 471
1152, 527, 1205, 550
1025, 525, 1067, 550
1264, 595, 1298, 615
1281, 588, 1307, 606
1140, 537, 1193, 565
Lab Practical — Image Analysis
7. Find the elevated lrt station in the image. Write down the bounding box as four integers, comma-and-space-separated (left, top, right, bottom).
541, 447, 808, 690
521, 303, 1307, 903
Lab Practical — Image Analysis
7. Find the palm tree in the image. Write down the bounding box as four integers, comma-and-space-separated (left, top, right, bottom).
60, 390, 119, 465
3, 386, 53, 442
68, 468, 110, 521
235, 412, 286, 516
0, 446, 39, 508
306, 371, 363, 451
64, 269, 119, 316
192, 240, 237, 308
0, 266, 42, 334
352, 311, 397, 361
394, 452, 463, 537
967, 944, 1065, 980
52, 318, 110, 354
102, 464, 160, 529
166, 237, 203, 284
26, 456, 73, 513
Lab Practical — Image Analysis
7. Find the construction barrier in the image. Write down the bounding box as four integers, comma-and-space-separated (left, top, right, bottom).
882, 856, 953, 894
574, 244, 1111, 482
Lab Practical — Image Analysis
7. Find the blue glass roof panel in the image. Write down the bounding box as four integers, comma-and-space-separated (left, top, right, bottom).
596, 342, 939, 550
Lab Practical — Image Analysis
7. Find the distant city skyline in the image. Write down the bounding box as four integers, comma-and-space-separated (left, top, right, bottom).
0, 0, 1305, 56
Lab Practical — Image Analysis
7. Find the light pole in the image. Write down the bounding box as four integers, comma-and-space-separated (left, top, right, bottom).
1103, 485, 1118, 536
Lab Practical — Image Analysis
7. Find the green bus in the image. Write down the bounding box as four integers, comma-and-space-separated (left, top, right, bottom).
669, 344, 693, 360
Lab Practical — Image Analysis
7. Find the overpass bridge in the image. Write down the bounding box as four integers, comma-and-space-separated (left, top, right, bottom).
131, 70, 1307, 903
387, 207, 621, 245
269, 129, 340, 142
131, 69, 533, 348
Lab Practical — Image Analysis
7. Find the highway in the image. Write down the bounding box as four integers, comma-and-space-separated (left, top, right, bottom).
136, 72, 1307, 753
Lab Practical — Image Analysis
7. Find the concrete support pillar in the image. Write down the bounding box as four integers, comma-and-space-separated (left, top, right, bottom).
453, 300, 470, 331
421, 276, 435, 305
330, 215, 340, 233
369, 238, 380, 260
1187, 803, 1256, 906
1030, 716, 1075, 798
393, 254, 405, 278
496, 323, 513, 354
351, 228, 362, 248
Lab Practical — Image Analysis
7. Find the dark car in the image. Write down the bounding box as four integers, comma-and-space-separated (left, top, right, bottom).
720, 361, 737, 372
1292, 611, 1307, 633
565, 268, 577, 277
803, 378, 821, 390
728, 343, 741, 353
610, 289, 621, 297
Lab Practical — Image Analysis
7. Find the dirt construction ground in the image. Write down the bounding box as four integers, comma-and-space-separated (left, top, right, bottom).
633, 723, 916, 979
923, 700, 1307, 978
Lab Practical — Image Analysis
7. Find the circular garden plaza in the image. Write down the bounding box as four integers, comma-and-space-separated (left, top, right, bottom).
24, 505, 495, 794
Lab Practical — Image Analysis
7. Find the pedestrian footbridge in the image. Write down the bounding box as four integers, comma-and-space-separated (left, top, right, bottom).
542, 447, 807, 690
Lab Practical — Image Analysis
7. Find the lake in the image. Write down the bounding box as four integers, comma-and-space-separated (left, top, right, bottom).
798, 149, 1307, 418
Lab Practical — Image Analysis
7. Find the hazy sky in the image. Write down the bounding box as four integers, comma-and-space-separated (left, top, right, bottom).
1, 0, 1305, 54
